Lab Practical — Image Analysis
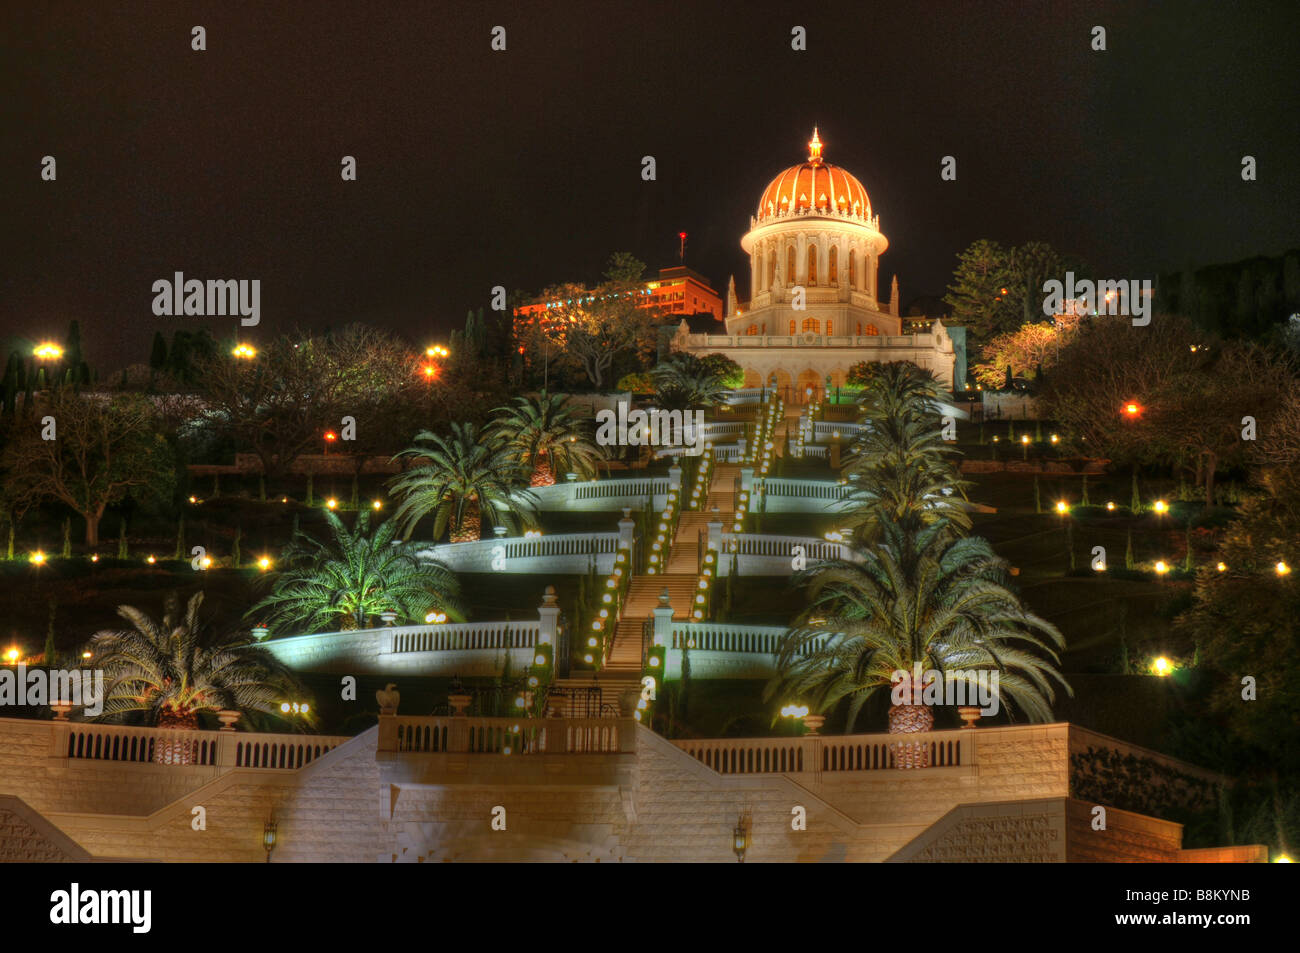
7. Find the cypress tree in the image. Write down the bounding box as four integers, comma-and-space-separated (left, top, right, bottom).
1066, 520, 1075, 572
1003, 366, 1013, 391
1130, 470, 1142, 514
350, 474, 359, 509
232, 525, 242, 567
62, 517, 71, 558
1124, 529, 1134, 570
117, 517, 128, 559
43, 598, 57, 666
305, 473, 314, 506
149, 331, 169, 371
22, 359, 36, 416
174, 514, 186, 560
1081, 474, 1090, 506
1034, 475, 1042, 514
1184, 521, 1194, 571
0, 352, 19, 415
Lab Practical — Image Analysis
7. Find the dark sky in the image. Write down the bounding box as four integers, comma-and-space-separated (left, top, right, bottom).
3, 1, 1298, 370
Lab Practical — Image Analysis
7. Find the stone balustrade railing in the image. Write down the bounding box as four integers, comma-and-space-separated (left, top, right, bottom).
56, 721, 350, 770
413, 532, 622, 573
674, 728, 973, 776
711, 531, 855, 577
669, 621, 792, 654
810, 420, 869, 441
390, 621, 541, 654
379, 715, 635, 756
529, 478, 671, 511
683, 333, 945, 350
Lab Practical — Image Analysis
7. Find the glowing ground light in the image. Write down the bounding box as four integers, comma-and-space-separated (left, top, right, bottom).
1277, 561, 1292, 576
33, 342, 63, 360
583, 654, 594, 663
1276, 855, 1294, 863
1106, 502, 1116, 511
780, 704, 809, 718
372, 500, 383, 510
258, 556, 272, 570
1050, 434, 1059, 444
1217, 562, 1227, 572
82, 651, 92, 659
30, 551, 46, 565
1124, 403, 1141, 417
90, 554, 99, 562
146, 555, 156, 564
1055, 501, 1069, 514
426, 612, 447, 624
3, 648, 19, 663
326, 498, 338, 509
534, 654, 546, 665
231, 344, 257, 359
1154, 561, 1169, 574
200, 556, 212, 569
1153, 500, 1168, 514
189, 496, 198, 504
1152, 656, 1173, 677
1021, 435, 1030, 445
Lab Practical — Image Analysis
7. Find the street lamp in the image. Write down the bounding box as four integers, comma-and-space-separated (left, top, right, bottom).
33, 342, 63, 361
231, 344, 257, 359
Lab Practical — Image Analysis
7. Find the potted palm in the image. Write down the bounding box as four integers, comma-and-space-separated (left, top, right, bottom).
90, 593, 299, 765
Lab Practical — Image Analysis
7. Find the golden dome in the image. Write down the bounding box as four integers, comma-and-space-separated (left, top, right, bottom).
756, 128, 872, 222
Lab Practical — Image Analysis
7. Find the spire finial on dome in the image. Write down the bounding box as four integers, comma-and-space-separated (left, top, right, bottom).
808, 127, 823, 164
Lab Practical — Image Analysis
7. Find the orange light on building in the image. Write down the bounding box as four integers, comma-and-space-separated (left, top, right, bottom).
1123, 402, 1142, 418
324, 431, 337, 442
422, 365, 438, 379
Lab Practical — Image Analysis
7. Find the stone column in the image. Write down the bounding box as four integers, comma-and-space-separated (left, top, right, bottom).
618, 508, 635, 551
740, 467, 755, 493
652, 589, 674, 647
668, 464, 682, 493
537, 585, 560, 646
706, 518, 723, 558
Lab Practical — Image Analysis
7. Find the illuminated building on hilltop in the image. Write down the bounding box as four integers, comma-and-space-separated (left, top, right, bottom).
673, 129, 957, 400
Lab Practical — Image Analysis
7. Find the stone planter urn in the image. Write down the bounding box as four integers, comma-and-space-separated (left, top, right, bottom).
50, 700, 74, 721
379, 610, 398, 626
216, 709, 242, 731
376, 683, 400, 715
448, 693, 472, 717
803, 714, 826, 735
957, 706, 982, 729
251, 625, 269, 641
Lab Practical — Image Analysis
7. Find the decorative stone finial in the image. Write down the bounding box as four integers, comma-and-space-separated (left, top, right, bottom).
658, 588, 671, 607
542, 585, 558, 606
808, 127, 823, 164
376, 683, 400, 715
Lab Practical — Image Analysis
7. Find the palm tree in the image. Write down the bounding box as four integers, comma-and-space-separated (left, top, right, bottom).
765, 517, 1070, 766
842, 362, 971, 538
248, 508, 462, 633
491, 393, 605, 487
89, 592, 299, 763
389, 422, 536, 542
651, 353, 728, 411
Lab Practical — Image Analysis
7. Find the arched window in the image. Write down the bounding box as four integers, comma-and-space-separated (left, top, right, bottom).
746, 324, 759, 335
788, 319, 796, 335
786, 245, 795, 283
806, 245, 818, 286
863, 324, 879, 336
849, 250, 857, 288
829, 246, 838, 284
802, 317, 820, 333
825, 319, 833, 336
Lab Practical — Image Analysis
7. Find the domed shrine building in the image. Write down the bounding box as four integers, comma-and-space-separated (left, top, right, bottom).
673, 130, 957, 399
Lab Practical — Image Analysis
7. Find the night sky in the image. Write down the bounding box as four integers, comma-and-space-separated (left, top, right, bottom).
3, 1, 1298, 369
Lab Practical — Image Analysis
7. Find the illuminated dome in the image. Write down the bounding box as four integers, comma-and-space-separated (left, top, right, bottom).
756, 129, 872, 222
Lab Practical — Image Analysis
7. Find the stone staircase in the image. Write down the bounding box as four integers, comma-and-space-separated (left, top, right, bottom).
549, 464, 742, 716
